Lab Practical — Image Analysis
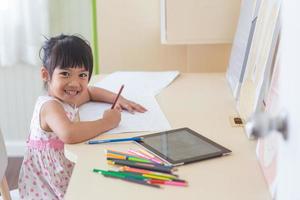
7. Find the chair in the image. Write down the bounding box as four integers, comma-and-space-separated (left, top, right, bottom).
0, 128, 19, 200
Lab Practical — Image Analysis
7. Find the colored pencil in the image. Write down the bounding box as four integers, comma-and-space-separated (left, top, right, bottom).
120, 166, 178, 179
119, 169, 186, 182
93, 169, 160, 188
127, 149, 164, 164
111, 84, 124, 109
107, 159, 173, 174
106, 149, 164, 165
106, 153, 153, 164
87, 137, 143, 144
148, 179, 188, 187
94, 168, 185, 183
106, 149, 136, 156
139, 149, 166, 165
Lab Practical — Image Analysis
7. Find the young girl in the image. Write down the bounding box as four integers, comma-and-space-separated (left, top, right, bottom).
18, 34, 147, 200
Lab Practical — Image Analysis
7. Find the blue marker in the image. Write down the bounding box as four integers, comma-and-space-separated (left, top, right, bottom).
87, 137, 143, 144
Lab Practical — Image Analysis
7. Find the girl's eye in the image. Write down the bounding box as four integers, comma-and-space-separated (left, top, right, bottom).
60, 71, 70, 77
79, 73, 88, 78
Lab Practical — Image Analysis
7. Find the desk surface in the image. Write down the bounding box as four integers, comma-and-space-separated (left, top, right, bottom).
64, 73, 270, 200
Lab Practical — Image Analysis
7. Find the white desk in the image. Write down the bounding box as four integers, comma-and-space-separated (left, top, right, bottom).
64, 73, 270, 200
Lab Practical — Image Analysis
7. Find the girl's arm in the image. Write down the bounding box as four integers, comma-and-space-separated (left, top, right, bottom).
87, 86, 147, 113
41, 100, 121, 144
75, 86, 117, 107
88, 86, 119, 104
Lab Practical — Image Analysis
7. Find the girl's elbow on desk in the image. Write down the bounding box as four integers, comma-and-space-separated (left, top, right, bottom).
56, 121, 111, 144
56, 126, 88, 144
59, 133, 92, 144
57, 131, 78, 144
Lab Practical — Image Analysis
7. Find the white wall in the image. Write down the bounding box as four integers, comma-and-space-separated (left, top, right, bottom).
48, 0, 92, 42
0, 65, 43, 156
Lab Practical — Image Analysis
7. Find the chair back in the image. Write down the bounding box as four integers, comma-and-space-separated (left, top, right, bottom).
0, 128, 13, 200
0, 128, 8, 181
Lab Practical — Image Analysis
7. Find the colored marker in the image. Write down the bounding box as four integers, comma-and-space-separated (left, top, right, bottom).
87, 137, 143, 144
148, 179, 188, 187
137, 149, 166, 164
122, 170, 185, 182
94, 169, 178, 182
93, 169, 160, 188
106, 149, 155, 162
120, 166, 179, 179
127, 149, 163, 164
94, 169, 146, 180
106, 149, 136, 156
106, 153, 153, 164
107, 159, 173, 174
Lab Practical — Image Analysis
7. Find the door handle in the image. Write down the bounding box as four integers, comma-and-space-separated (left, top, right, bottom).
246, 111, 289, 140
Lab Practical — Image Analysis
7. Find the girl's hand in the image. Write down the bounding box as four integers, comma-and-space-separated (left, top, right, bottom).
115, 97, 147, 114
103, 109, 121, 129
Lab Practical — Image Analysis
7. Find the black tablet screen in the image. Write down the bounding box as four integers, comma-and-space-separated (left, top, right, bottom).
138, 128, 231, 165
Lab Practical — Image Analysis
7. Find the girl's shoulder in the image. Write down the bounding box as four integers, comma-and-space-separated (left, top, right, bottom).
30, 95, 62, 138
34, 95, 61, 110
36, 95, 60, 104
35, 95, 78, 121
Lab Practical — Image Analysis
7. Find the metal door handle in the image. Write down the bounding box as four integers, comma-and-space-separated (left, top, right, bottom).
246, 111, 289, 140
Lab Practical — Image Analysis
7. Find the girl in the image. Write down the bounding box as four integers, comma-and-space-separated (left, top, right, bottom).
18, 34, 146, 200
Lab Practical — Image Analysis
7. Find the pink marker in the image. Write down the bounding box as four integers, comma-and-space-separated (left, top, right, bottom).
138, 149, 165, 164
128, 149, 163, 164
127, 149, 163, 164
149, 180, 188, 187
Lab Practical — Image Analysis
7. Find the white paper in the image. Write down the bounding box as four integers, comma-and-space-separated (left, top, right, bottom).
79, 71, 179, 134
79, 95, 171, 134
94, 71, 179, 98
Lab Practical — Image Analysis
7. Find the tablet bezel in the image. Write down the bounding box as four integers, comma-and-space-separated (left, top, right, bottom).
136, 127, 232, 166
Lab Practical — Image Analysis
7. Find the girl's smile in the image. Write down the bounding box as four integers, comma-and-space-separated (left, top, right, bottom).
47, 67, 89, 105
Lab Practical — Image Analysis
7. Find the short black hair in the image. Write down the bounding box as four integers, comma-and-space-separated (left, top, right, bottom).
40, 34, 93, 81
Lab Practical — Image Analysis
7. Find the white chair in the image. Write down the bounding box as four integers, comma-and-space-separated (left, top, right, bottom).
0, 128, 19, 200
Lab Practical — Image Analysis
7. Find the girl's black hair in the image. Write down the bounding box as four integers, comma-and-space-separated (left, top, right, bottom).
40, 34, 93, 81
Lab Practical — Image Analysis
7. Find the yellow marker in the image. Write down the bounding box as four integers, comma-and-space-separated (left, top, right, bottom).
120, 166, 178, 179
139, 149, 155, 158
142, 174, 171, 181
106, 153, 125, 160
106, 153, 153, 164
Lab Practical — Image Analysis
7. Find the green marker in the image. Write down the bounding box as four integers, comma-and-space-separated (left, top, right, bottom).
93, 169, 125, 179
93, 169, 145, 180
93, 169, 160, 188
127, 156, 153, 163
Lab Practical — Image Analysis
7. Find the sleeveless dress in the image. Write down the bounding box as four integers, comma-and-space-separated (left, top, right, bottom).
19, 96, 78, 200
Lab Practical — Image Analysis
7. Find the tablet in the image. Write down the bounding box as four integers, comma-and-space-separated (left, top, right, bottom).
136, 127, 232, 166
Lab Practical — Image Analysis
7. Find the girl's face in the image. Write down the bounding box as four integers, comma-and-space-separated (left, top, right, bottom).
46, 66, 89, 106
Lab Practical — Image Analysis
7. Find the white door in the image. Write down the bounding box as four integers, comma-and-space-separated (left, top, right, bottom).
276, 1, 300, 199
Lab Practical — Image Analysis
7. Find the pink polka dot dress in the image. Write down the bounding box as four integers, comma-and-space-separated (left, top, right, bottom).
19, 96, 78, 200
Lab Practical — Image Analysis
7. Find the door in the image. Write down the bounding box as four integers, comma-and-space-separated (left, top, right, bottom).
247, 1, 300, 199
276, 1, 300, 199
